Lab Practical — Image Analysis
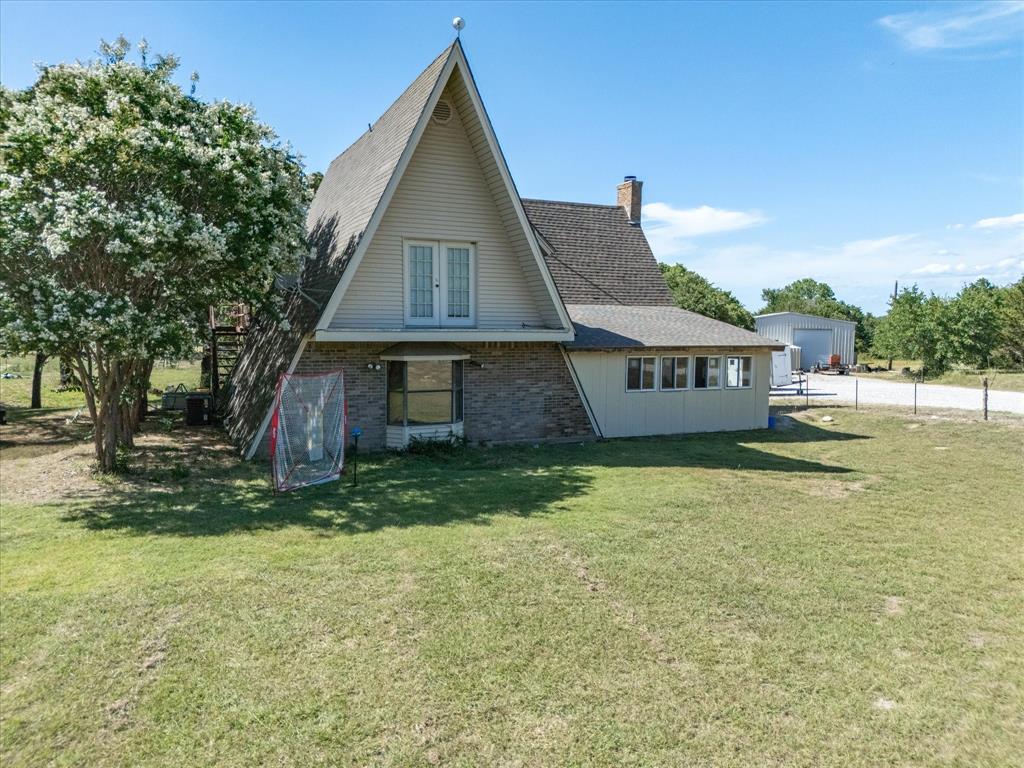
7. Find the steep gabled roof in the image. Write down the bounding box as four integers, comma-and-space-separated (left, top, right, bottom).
522, 199, 675, 307
565, 304, 784, 349
303, 44, 455, 290
226, 45, 456, 456
227, 41, 573, 457
313, 43, 571, 332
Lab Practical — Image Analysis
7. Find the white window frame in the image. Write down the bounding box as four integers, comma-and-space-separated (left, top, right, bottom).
440, 241, 475, 327
725, 355, 754, 389
387, 359, 465, 426
403, 239, 476, 327
404, 239, 439, 326
693, 355, 722, 390
660, 356, 690, 391
625, 356, 657, 392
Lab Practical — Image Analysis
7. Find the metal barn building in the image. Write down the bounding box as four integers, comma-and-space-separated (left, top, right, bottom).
754, 312, 857, 369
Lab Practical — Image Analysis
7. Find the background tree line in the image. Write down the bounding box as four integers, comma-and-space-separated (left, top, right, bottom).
660, 264, 1023, 374
871, 278, 1023, 374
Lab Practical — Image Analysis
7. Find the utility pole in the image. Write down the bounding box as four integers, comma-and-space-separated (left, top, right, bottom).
888, 280, 897, 371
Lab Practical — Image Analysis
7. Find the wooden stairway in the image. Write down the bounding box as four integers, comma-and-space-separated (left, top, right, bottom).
208, 305, 250, 404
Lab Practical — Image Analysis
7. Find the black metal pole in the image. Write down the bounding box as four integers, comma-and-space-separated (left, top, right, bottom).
983, 377, 989, 421
352, 434, 359, 487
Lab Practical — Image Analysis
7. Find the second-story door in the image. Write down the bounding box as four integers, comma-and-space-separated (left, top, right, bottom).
404, 240, 475, 327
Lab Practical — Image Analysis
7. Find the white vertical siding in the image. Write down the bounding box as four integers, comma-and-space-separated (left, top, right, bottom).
568, 350, 771, 438
754, 313, 857, 365
330, 77, 560, 331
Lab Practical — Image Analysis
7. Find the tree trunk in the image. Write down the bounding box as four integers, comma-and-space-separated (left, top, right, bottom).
30, 352, 48, 409
119, 402, 136, 446
115, 359, 136, 448
97, 377, 122, 472
72, 354, 97, 425
70, 348, 150, 472
80, 350, 133, 472
136, 358, 154, 425
59, 355, 78, 388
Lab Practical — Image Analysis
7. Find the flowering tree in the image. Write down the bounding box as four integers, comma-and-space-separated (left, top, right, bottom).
0, 38, 310, 470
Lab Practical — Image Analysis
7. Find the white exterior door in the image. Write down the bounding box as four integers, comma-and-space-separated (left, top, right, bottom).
794, 329, 832, 368
404, 240, 475, 327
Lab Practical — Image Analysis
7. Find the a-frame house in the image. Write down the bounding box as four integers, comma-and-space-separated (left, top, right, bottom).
227, 41, 781, 456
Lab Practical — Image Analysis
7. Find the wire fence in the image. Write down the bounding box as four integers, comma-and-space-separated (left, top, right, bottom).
771, 373, 1024, 420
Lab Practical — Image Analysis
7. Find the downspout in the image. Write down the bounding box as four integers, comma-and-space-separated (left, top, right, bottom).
559, 346, 603, 439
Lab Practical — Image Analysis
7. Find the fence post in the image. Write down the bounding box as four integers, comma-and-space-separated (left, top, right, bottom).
805, 373, 809, 408
983, 377, 989, 421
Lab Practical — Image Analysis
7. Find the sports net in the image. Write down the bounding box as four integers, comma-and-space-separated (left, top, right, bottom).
270, 369, 347, 492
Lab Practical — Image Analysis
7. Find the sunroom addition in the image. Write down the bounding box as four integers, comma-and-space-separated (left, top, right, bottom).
380, 343, 469, 449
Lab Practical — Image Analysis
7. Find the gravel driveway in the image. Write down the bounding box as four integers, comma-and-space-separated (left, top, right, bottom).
788, 373, 1024, 415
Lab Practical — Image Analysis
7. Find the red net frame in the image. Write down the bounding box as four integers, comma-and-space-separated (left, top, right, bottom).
269, 369, 347, 492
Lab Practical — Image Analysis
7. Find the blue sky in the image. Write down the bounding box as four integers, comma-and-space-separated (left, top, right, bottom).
2, 0, 1021, 313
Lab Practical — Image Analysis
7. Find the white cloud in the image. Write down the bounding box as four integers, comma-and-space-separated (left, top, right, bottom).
839, 234, 918, 256
974, 212, 1024, 229
911, 262, 969, 275
641, 202, 768, 257
651, 223, 1023, 313
879, 1, 1024, 51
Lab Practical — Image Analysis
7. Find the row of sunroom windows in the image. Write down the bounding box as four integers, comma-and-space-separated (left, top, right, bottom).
382, 355, 753, 426
626, 355, 753, 392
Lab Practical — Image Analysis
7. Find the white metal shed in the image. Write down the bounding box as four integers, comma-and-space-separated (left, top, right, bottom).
754, 312, 857, 369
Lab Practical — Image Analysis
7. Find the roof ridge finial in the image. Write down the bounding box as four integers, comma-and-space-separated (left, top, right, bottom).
452, 16, 465, 39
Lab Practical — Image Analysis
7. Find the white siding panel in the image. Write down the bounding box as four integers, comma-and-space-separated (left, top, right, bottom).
569, 350, 771, 438
447, 71, 562, 327
386, 422, 464, 449
331, 80, 557, 331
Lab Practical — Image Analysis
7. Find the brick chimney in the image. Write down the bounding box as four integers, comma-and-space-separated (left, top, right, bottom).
617, 176, 642, 225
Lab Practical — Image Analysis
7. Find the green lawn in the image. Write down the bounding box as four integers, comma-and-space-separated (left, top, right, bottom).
856, 358, 1024, 392
1, 406, 1022, 766
0, 355, 202, 410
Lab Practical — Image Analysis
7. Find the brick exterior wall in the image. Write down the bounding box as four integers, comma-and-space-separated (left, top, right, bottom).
290, 342, 389, 453
460, 343, 594, 446
284, 341, 595, 453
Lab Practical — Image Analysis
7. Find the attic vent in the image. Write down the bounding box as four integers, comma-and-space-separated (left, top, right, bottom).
432, 100, 453, 124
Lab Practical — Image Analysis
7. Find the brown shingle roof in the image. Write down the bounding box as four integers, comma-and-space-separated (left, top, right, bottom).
565, 304, 784, 350
303, 42, 455, 290
521, 199, 674, 307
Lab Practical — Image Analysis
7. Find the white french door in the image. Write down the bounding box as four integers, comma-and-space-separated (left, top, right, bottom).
404, 240, 475, 327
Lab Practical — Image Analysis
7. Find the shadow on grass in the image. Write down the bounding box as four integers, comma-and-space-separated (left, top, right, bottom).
0, 406, 93, 459
58, 416, 866, 538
